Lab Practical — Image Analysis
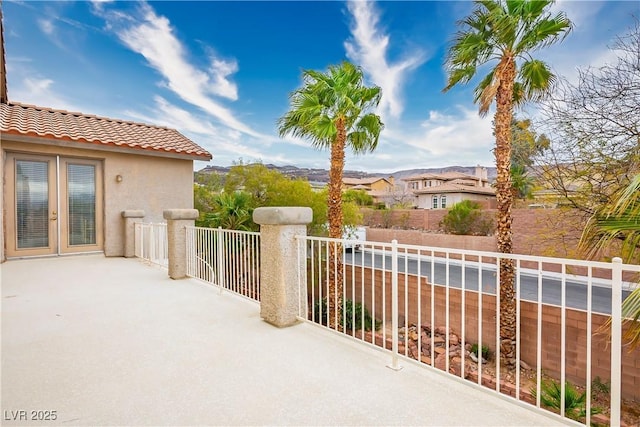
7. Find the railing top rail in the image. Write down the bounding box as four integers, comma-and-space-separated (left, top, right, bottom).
186, 225, 260, 236
296, 234, 640, 271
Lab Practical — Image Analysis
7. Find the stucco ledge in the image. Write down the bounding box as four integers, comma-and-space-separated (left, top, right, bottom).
253, 207, 312, 226
163, 209, 199, 221
121, 210, 145, 218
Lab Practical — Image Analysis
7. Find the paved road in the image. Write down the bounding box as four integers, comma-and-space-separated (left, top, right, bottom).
344, 251, 629, 315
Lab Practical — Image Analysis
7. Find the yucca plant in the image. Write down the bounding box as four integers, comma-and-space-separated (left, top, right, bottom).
532, 380, 602, 421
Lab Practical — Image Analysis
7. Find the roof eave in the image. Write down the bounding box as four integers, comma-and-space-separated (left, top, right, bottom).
1, 132, 212, 161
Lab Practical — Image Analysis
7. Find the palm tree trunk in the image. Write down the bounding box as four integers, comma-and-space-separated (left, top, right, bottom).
494, 57, 517, 368
327, 118, 346, 330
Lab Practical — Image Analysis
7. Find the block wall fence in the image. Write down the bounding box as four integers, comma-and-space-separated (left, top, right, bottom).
363, 208, 588, 258
338, 265, 640, 401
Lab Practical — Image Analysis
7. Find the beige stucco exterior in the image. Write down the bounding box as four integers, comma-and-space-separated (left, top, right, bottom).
415, 192, 495, 210
1, 137, 195, 260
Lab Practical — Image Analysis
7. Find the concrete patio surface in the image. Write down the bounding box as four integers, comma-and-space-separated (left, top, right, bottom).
1, 255, 567, 426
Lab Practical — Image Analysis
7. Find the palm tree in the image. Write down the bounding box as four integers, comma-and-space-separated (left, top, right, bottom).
511, 164, 535, 200
580, 174, 640, 349
278, 61, 383, 328
203, 192, 254, 231
443, 0, 572, 366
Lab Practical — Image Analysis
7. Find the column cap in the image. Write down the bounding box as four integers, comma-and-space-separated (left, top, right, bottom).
121, 210, 145, 218
163, 209, 199, 220
253, 207, 312, 225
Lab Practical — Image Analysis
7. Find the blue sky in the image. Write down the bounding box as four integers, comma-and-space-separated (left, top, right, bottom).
4, 1, 639, 172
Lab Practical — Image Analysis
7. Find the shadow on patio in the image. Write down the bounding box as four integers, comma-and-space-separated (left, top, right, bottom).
1, 255, 565, 426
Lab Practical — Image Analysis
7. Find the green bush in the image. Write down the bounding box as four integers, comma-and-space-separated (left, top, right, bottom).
440, 200, 494, 236
313, 298, 381, 331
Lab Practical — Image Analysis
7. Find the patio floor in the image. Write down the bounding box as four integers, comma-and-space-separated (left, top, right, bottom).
1, 255, 566, 426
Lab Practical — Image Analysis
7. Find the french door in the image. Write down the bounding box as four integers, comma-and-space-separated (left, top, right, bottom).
5, 153, 104, 257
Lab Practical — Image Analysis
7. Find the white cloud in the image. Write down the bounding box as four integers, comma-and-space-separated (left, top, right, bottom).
411, 107, 493, 156
347, 106, 495, 172
145, 96, 219, 136
10, 76, 80, 112
37, 19, 55, 36
94, 2, 262, 138
345, 1, 427, 120
208, 58, 239, 100
552, 1, 604, 30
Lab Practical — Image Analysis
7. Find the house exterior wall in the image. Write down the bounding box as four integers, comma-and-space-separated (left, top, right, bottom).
0, 138, 4, 261
369, 179, 392, 192
416, 193, 494, 209
1, 139, 194, 259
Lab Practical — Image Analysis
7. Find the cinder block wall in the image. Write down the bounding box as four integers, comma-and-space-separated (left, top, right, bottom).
364, 208, 588, 258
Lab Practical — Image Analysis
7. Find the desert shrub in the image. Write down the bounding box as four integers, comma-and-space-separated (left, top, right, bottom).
470, 343, 491, 361
441, 200, 494, 235
313, 298, 381, 331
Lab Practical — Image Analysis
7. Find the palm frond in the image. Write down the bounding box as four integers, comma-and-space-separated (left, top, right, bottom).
443, 0, 572, 114
516, 14, 573, 52
277, 60, 383, 155
518, 59, 555, 101
622, 288, 640, 349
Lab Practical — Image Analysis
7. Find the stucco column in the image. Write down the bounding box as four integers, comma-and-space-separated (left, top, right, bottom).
163, 209, 199, 280
253, 207, 312, 327
121, 210, 145, 258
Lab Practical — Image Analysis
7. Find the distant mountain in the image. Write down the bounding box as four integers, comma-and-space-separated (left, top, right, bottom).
197, 163, 497, 184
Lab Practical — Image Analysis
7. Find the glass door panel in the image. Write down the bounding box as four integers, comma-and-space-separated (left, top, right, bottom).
67, 164, 96, 246
59, 158, 103, 253
16, 160, 50, 248
5, 154, 57, 257
4, 154, 104, 257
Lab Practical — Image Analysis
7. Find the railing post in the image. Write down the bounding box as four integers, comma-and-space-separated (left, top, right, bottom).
121, 210, 145, 258
388, 239, 402, 370
611, 257, 622, 426
216, 227, 225, 290
253, 207, 312, 327
163, 209, 199, 280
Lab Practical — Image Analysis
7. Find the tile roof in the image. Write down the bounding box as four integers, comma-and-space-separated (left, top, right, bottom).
0, 102, 212, 160
404, 171, 485, 182
343, 177, 390, 186
413, 182, 496, 196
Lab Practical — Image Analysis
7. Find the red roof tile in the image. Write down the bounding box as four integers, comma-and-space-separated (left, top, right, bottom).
0, 102, 212, 160
413, 182, 496, 196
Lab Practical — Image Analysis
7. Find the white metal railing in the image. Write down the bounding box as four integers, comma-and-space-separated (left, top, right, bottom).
296, 235, 640, 426
134, 222, 168, 268
186, 226, 260, 301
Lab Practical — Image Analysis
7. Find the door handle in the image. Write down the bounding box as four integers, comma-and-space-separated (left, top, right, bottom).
51, 211, 58, 221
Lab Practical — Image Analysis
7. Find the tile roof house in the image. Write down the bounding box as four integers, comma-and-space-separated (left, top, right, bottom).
342, 176, 403, 207
403, 166, 496, 209
0, 14, 211, 261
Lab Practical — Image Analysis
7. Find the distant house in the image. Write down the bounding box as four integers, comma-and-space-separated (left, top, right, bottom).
403, 166, 496, 209
342, 176, 397, 207
0, 19, 211, 261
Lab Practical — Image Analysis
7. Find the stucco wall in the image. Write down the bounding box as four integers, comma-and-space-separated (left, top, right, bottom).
416, 193, 495, 210
367, 228, 496, 252
0, 138, 4, 262
102, 151, 193, 256
2, 140, 194, 258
